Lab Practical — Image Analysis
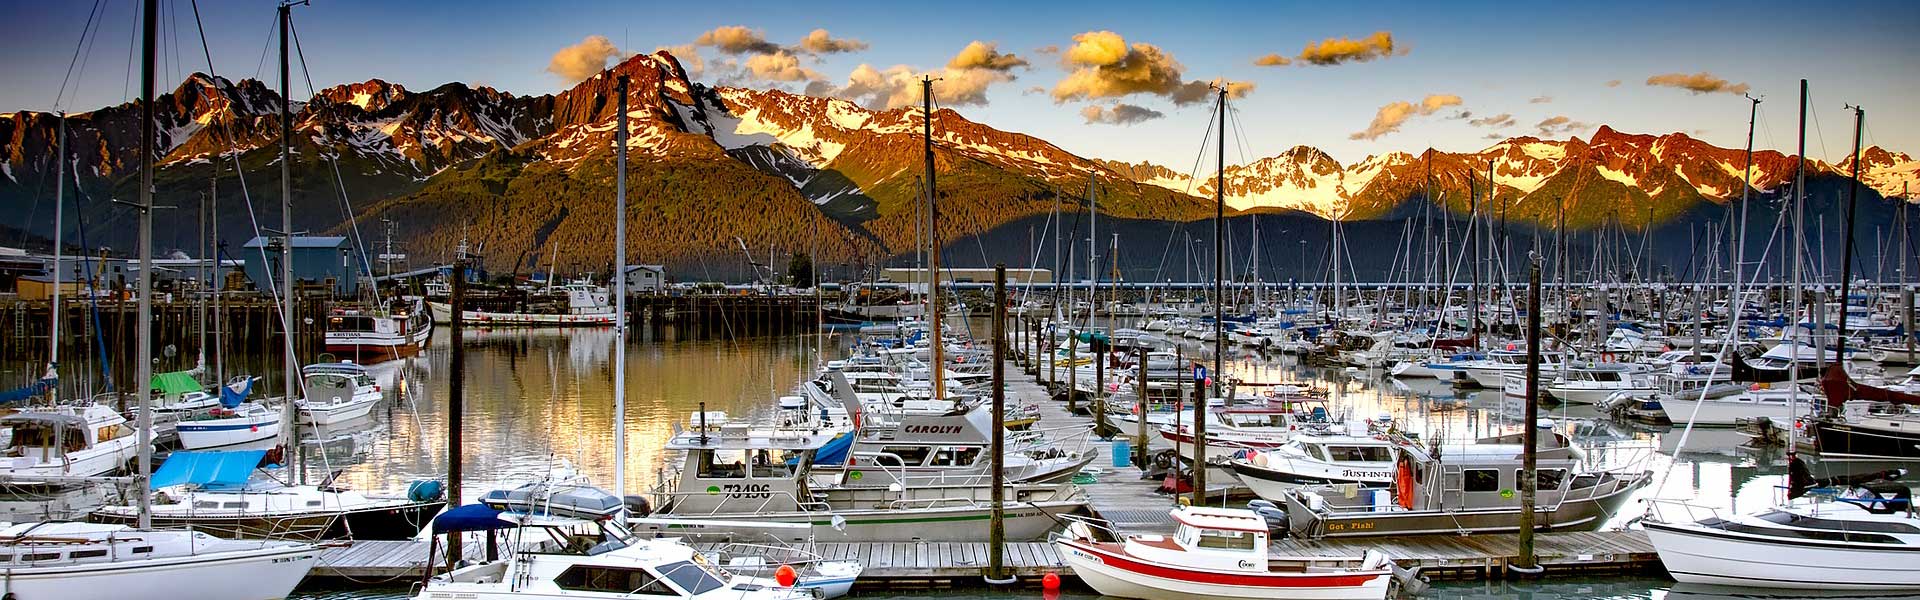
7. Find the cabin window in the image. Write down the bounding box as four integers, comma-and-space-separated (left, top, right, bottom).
132, 546, 153, 554
928, 447, 982, 467
1195, 528, 1257, 550
21, 553, 59, 561
0, 555, 10, 562
554, 565, 679, 595
1328, 446, 1392, 462
195, 501, 221, 509
1305, 445, 1328, 461
696, 450, 750, 479
69, 549, 107, 559
656, 561, 726, 595
308, 500, 324, 506
875, 446, 931, 467
1529, 469, 1566, 490
222, 502, 247, 509
1464, 469, 1501, 492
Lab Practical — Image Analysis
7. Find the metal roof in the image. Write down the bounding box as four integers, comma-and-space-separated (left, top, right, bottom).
241, 236, 349, 249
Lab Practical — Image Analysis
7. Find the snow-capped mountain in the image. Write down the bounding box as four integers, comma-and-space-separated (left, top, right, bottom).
0, 49, 1913, 276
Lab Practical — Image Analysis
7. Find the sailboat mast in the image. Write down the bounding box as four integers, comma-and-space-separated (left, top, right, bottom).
136, 0, 157, 530
1727, 95, 1759, 360
613, 74, 629, 502
1788, 79, 1807, 450
278, 1, 302, 484
50, 113, 65, 376
922, 77, 945, 402
1212, 86, 1225, 398
1837, 106, 1864, 350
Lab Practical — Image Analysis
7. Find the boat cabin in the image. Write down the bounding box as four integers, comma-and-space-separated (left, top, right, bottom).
659, 416, 836, 516
1, 406, 127, 462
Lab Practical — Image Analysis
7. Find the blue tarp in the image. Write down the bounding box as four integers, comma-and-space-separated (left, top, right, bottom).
810, 431, 855, 465
433, 504, 517, 534
0, 377, 56, 405
150, 450, 266, 490
219, 378, 253, 409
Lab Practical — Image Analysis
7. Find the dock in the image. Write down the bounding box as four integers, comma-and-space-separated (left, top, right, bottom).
310, 352, 1665, 587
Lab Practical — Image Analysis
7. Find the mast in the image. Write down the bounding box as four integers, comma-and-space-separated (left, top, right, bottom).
614, 74, 629, 502
1735, 95, 1759, 307
135, 0, 157, 529
1788, 79, 1807, 449
277, 0, 302, 484
922, 77, 945, 403
1212, 85, 1225, 399
50, 113, 65, 381
1470, 170, 1481, 346
1836, 105, 1864, 354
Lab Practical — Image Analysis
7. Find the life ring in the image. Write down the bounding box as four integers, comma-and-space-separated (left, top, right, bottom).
1601, 352, 1617, 363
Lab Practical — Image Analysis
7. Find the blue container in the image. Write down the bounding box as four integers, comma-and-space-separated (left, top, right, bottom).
1111, 440, 1131, 467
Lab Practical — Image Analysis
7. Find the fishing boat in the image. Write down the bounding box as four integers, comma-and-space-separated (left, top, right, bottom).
323, 297, 432, 362
1461, 349, 1565, 388
1282, 430, 1649, 538
1054, 506, 1394, 600
1543, 362, 1657, 404
633, 420, 1089, 543
0, 403, 142, 479
1228, 434, 1401, 501
1810, 364, 1920, 459
90, 449, 444, 540
295, 361, 384, 425
1159, 398, 1344, 462
428, 278, 618, 326
804, 373, 1095, 485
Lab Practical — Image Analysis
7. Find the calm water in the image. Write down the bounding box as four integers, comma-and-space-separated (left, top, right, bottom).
5, 320, 1911, 599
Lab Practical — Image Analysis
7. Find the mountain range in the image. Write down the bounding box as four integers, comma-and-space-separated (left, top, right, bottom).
0, 51, 1914, 281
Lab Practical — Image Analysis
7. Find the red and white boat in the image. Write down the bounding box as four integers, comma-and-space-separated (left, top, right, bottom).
324, 297, 432, 363
1054, 506, 1392, 600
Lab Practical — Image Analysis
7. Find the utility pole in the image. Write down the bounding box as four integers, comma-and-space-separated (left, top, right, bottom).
987, 264, 1010, 584
922, 77, 946, 404
447, 260, 467, 565
1515, 255, 1543, 574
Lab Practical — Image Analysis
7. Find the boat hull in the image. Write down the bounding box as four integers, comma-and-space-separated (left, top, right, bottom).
1812, 420, 1920, 459
1056, 538, 1391, 600
428, 301, 617, 327
0, 544, 317, 600
1646, 521, 1920, 590
176, 416, 283, 450
91, 500, 443, 541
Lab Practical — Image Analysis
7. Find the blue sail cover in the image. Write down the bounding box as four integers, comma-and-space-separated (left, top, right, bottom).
219, 378, 253, 408
809, 431, 854, 465
150, 450, 266, 490
0, 376, 57, 405
433, 504, 516, 534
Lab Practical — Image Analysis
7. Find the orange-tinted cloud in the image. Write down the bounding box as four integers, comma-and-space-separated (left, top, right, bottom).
1645, 72, 1749, 95
1253, 53, 1291, 67
1052, 31, 1250, 105
547, 35, 627, 83
1350, 93, 1461, 140
694, 25, 781, 55
799, 29, 868, 54
1297, 31, 1402, 66
948, 41, 1028, 71
1081, 103, 1165, 125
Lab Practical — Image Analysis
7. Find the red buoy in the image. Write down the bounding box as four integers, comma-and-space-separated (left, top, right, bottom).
775, 564, 797, 587
1042, 572, 1061, 590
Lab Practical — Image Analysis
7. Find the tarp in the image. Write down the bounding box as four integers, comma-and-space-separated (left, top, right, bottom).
219, 378, 253, 409
151, 371, 201, 395
150, 450, 266, 490
432, 503, 516, 534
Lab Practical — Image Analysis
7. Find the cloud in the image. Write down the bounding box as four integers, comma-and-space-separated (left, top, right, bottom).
745, 51, 824, 82
1081, 103, 1165, 125
1605, 79, 1622, 87
1645, 72, 1749, 95
1349, 93, 1461, 140
948, 41, 1028, 71
695, 25, 782, 55
547, 35, 627, 83
1535, 115, 1590, 136
657, 44, 704, 77
1529, 95, 1553, 104
1253, 53, 1291, 67
1022, 86, 1045, 96
1450, 110, 1472, 120
833, 63, 1009, 110
1297, 31, 1402, 66
1468, 113, 1515, 128
1051, 31, 1248, 105
799, 29, 868, 54
1484, 132, 1509, 140
1035, 45, 1060, 55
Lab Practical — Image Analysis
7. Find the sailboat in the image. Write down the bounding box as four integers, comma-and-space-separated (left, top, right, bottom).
0, 3, 320, 597
1647, 85, 1920, 590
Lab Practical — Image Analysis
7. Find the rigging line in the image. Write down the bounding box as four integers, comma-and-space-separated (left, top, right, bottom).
288, 15, 382, 303
122, 0, 138, 103
54, 0, 108, 110
1181, 95, 1221, 196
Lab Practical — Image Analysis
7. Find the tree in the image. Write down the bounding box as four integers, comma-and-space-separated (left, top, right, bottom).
787, 253, 815, 288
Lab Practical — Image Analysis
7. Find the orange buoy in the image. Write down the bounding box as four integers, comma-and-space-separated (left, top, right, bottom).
775, 565, 797, 587
1042, 572, 1061, 590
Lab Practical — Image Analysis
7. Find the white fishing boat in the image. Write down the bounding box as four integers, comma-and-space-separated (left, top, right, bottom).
429, 279, 618, 326
323, 297, 432, 362
0, 403, 143, 479
1228, 434, 1400, 501
176, 379, 284, 450
1544, 362, 1657, 404
1646, 470, 1920, 590
0, 521, 319, 600
295, 361, 384, 425
1055, 506, 1393, 600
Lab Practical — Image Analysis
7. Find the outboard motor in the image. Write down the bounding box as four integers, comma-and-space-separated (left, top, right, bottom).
1246, 499, 1289, 538
623, 495, 652, 516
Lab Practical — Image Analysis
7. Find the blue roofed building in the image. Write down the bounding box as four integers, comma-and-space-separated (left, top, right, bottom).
240, 236, 360, 296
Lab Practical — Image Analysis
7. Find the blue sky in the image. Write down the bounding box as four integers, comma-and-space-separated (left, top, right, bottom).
5, 0, 1915, 169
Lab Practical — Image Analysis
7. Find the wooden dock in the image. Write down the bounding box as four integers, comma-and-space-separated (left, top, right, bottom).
309, 354, 1665, 587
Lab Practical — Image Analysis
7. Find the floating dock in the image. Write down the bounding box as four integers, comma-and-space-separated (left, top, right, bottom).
312, 354, 1665, 587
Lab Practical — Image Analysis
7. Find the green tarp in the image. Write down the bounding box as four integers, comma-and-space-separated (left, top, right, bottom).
150, 371, 201, 395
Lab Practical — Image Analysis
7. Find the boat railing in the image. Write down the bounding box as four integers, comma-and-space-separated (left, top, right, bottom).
887, 496, 981, 510
1644, 498, 1728, 524
656, 488, 819, 519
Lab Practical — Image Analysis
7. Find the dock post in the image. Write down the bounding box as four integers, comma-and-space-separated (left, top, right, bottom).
447, 260, 467, 566
1134, 347, 1148, 468
1515, 256, 1542, 575
1190, 355, 1206, 507
1906, 287, 1915, 362
987, 265, 1010, 584
1066, 336, 1079, 411
1048, 322, 1058, 389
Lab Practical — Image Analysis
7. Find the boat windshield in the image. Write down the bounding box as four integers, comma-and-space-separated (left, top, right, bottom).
657, 560, 727, 595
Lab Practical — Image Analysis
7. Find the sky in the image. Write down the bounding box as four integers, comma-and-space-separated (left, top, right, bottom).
4, 0, 1916, 171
